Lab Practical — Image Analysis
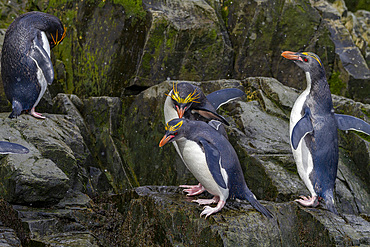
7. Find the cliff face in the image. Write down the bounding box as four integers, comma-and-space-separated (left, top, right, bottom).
0, 0, 369, 102
0, 0, 369, 246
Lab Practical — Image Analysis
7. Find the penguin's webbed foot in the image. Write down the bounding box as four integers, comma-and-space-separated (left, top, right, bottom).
192, 196, 219, 205
179, 183, 205, 196
200, 200, 226, 218
295, 195, 319, 207
30, 108, 45, 119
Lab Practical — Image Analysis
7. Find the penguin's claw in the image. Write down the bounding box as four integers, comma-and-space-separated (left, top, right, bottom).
192, 196, 219, 205
200, 200, 226, 218
179, 183, 205, 196
30, 108, 45, 119
295, 195, 319, 207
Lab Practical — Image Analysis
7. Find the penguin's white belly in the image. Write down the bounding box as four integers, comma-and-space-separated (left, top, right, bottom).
177, 138, 225, 197
290, 85, 316, 196
30, 31, 50, 109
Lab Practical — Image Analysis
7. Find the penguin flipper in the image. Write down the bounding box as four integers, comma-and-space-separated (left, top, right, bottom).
0, 141, 29, 154
206, 88, 245, 110
194, 107, 230, 126
30, 36, 54, 85
335, 114, 370, 135
199, 138, 227, 189
291, 110, 313, 150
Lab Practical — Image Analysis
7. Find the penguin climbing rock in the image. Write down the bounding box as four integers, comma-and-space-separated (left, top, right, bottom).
159, 118, 273, 218
0, 141, 29, 154
1, 11, 66, 119
282, 51, 370, 214
163, 82, 245, 196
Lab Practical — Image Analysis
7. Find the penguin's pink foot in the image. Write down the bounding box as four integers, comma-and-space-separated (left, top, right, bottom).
30, 108, 45, 119
179, 183, 205, 196
295, 195, 319, 207
192, 196, 219, 205
200, 200, 226, 218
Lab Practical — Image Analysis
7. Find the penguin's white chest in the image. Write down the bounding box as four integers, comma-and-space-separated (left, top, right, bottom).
176, 137, 225, 197
164, 91, 187, 164
290, 72, 316, 196
30, 31, 50, 109
164, 91, 177, 124
40, 31, 51, 57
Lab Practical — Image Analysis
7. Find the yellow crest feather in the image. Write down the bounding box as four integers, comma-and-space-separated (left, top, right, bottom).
165, 120, 183, 132
168, 82, 201, 104
302, 52, 322, 67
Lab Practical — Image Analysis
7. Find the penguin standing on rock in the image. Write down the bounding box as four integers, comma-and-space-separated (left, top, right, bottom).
164, 82, 245, 196
282, 51, 370, 214
159, 118, 272, 218
1, 11, 66, 119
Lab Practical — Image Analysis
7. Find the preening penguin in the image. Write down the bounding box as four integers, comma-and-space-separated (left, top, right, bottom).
282, 51, 370, 214
164, 82, 244, 126
159, 118, 273, 218
1, 11, 66, 119
163, 82, 245, 196
0, 141, 29, 154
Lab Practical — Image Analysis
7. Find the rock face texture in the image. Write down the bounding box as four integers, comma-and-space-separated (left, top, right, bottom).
0, 0, 369, 102
0, 78, 368, 246
0, 0, 369, 246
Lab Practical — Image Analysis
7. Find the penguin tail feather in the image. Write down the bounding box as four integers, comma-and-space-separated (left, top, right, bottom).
241, 189, 273, 218
9, 101, 22, 118
322, 191, 338, 215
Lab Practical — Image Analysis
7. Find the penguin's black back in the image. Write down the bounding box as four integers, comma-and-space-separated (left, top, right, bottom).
183, 120, 249, 198
304, 70, 339, 200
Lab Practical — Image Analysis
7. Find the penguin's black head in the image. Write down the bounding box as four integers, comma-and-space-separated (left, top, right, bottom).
168, 82, 204, 118
20, 12, 66, 49
159, 118, 186, 147
281, 51, 324, 73
46, 20, 66, 49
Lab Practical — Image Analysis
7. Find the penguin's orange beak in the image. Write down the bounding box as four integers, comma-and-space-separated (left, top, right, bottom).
176, 105, 186, 118
159, 135, 173, 147
281, 51, 300, 60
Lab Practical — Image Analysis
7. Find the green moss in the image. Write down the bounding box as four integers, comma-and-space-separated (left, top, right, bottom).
355, 131, 370, 142
220, 0, 232, 27
328, 71, 345, 95
98, 1, 106, 8
345, 0, 370, 12
361, 107, 370, 119
113, 0, 146, 24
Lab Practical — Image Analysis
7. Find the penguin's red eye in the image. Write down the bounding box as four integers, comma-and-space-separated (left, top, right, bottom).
174, 132, 178, 136
303, 58, 308, 62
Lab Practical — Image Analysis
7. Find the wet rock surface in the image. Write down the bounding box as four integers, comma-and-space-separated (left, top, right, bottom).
8, 186, 370, 246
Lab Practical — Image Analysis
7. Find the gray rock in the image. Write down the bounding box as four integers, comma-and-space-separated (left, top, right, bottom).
343, 10, 370, 66
131, 0, 233, 87
117, 186, 370, 246
0, 115, 69, 204
0, 226, 21, 247
311, 1, 370, 103
82, 96, 135, 192
0, 111, 103, 204
14, 204, 99, 247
